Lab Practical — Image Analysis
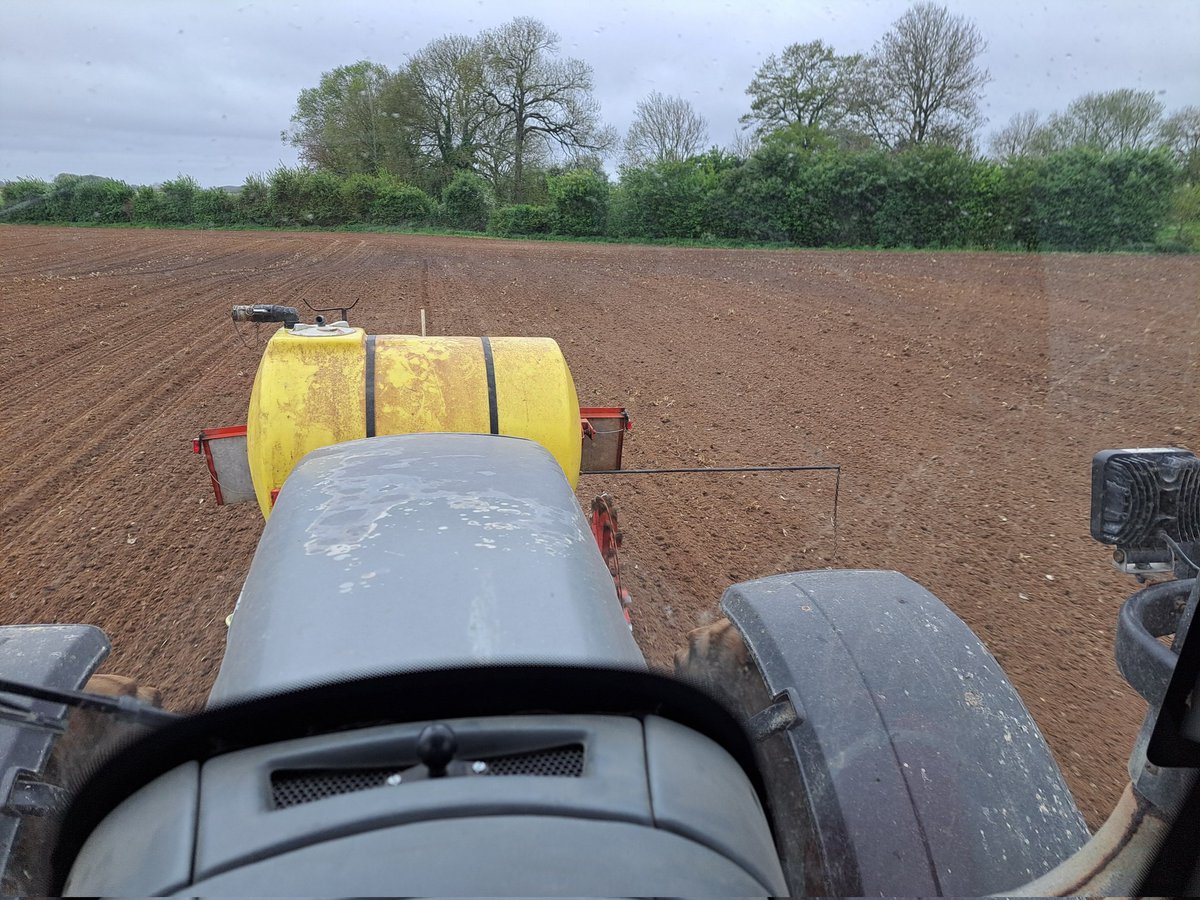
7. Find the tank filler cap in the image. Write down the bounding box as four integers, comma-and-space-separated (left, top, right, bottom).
289, 322, 356, 337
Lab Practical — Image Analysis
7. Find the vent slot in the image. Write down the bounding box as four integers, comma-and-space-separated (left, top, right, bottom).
477, 744, 584, 777
272, 767, 406, 809
271, 744, 585, 809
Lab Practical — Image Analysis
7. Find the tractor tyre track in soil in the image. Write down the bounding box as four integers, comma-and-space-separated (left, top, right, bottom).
2, 225, 1198, 829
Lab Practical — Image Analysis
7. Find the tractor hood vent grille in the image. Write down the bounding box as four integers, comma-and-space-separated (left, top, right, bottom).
271, 744, 584, 808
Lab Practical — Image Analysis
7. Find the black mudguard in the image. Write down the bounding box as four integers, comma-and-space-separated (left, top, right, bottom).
0, 625, 109, 892
722, 569, 1088, 896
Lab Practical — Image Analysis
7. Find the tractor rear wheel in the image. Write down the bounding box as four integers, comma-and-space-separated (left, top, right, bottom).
1, 675, 161, 896
674, 619, 813, 894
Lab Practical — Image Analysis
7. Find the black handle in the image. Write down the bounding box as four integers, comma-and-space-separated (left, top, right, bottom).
1116, 579, 1195, 704
231, 305, 299, 328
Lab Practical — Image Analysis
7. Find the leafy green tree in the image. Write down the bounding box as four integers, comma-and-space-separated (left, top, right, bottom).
741, 40, 862, 137
236, 174, 272, 225
298, 170, 348, 225
159, 175, 199, 224
1026, 147, 1176, 249
131, 185, 163, 224
267, 167, 304, 225
441, 170, 493, 230
876, 145, 978, 247
802, 150, 894, 246
0, 178, 51, 222
613, 157, 726, 240
1167, 182, 1200, 246
340, 173, 386, 221
547, 169, 609, 236
194, 188, 236, 227
284, 61, 423, 178
488, 204, 556, 236
70, 178, 133, 223
717, 124, 834, 241
371, 184, 436, 225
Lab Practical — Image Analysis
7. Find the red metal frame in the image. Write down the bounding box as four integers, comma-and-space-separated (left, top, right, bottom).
580, 407, 631, 432
193, 425, 247, 506
590, 493, 632, 626
580, 407, 631, 472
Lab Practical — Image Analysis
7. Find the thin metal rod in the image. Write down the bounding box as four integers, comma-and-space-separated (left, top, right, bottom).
0, 677, 180, 727
833, 467, 842, 556
581, 463, 843, 560
582, 465, 840, 475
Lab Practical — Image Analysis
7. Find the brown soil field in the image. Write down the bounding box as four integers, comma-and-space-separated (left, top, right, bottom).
2, 225, 1198, 828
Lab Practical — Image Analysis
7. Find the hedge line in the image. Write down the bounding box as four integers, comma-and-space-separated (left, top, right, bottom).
2, 144, 1189, 252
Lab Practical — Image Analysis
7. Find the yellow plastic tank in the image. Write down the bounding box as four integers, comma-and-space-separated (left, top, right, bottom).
246, 325, 582, 517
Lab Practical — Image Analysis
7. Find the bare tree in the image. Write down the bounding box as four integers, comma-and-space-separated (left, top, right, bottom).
1052, 89, 1165, 152
852, 2, 990, 150
989, 109, 1044, 158
740, 40, 862, 136
406, 35, 493, 178
622, 91, 709, 166
1160, 105, 1200, 179
480, 17, 615, 202
726, 128, 761, 160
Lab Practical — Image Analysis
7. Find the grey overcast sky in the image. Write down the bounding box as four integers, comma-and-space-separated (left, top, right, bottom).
2, 1, 1198, 186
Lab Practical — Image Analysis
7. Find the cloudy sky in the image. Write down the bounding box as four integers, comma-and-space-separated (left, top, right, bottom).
2, 0, 1197, 187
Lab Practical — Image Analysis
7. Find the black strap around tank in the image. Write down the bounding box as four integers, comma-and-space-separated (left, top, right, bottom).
480, 336, 499, 435
364, 334, 377, 438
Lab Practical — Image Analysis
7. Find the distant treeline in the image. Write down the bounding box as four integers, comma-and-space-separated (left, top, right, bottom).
1, 135, 1193, 252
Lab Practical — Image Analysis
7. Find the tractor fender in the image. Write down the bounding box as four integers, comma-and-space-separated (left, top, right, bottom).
719, 569, 1088, 897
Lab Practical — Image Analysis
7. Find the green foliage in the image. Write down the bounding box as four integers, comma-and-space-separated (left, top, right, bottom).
285, 61, 424, 179
194, 188, 236, 227
267, 167, 305, 225
488, 204, 556, 236
1167, 183, 1200, 248
876, 145, 978, 247
340, 173, 386, 221
0, 178, 52, 222
546, 169, 609, 236
131, 185, 163, 224
237, 175, 272, 225
41, 174, 85, 221
1099, 149, 1178, 246
17, 175, 134, 224
1, 177, 50, 207
71, 178, 134, 223
1027, 148, 1176, 250
441, 171, 493, 230
717, 124, 834, 242
371, 183, 436, 225
298, 169, 348, 226
5, 141, 1182, 253
797, 150, 894, 246
158, 175, 199, 225
612, 159, 723, 240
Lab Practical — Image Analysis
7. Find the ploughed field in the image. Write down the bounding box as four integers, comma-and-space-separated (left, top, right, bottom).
2, 225, 1197, 827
